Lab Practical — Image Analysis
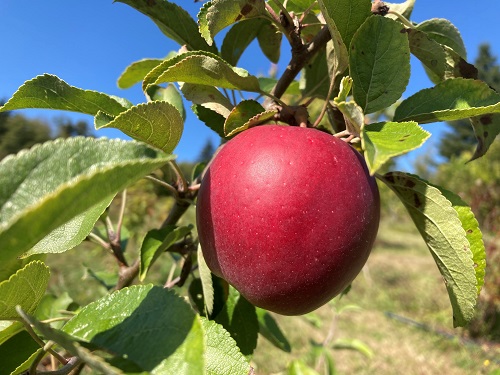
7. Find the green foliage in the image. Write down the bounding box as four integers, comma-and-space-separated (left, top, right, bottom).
0, 0, 497, 372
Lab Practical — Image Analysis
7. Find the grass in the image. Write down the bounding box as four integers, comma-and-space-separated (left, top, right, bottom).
44, 203, 500, 374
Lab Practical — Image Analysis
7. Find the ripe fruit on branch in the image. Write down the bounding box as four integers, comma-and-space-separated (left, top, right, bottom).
196, 125, 380, 315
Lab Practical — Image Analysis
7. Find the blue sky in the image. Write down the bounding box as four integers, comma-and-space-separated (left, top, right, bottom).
1, 0, 499, 166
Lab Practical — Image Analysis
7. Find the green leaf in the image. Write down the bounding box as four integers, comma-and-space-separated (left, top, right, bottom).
259, 78, 300, 96
143, 51, 261, 93
0, 321, 24, 345
287, 359, 321, 375
192, 104, 226, 138
350, 16, 411, 114
139, 225, 193, 281
35, 292, 75, 330
198, 245, 215, 316
385, 0, 415, 20
95, 101, 183, 154
214, 287, 259, 358
0, 331, 41, 375
17, 308, 126, 375
416, 18, 467, 58
332, 338, 373, 358
300, 49, 330, 98
116, 0, 216, 53
0, 255, 45, 283
379, 172, 478, 327
406, 29, 477, 82
335, 100, 364, 136
393, 78, 500, 124
318, 0, 372, 48
255, 308, 291, 352
0, 138, 173, 259
361, 121, 430, 174
146, 83, 186, 121
256, 21, 282, 64
0, 261, 49, 320
198, 0, 266, 46
470, 113, 500, 161
0, 74, 130, 116
181, 83, 233, 118
63, 285, 205, 374
117, 58, 165, 89
224, 100, 276, 137
200, 318, 251, 375
23, 197, 114, 257
221, 18, 266, 66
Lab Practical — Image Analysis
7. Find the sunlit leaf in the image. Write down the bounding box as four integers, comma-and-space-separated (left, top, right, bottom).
287, 359, 321, 375
380, 172, 477, 327
95, 101, 183, 154
350, 16, 411, 113
0, 74, 130, 116
117, 58, 164, 89
224, 100, 276, 137
0, 261, 49, 320
393, 78, 500, 124
0, 138, 173, 259
385, 0, 416, 20
146, 83, 186, 121
361, 121, 430, 174
417, 18, 467, 58
332, 338, 373, 358
181, 83, 233, 118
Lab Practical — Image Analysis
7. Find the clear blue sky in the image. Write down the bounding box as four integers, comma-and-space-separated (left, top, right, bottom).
1, 0, 499, 166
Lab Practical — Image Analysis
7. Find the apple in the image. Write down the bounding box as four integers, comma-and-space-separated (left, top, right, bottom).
196, 125, 380, 315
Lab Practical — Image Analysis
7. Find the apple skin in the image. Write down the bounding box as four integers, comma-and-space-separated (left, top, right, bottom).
196, 125, 380, 315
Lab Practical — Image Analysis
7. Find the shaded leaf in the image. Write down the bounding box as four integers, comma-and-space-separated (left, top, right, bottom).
221, 18, 266, 66
0, 331, 41, 375
139, 225, 193, 281
63, 285, 205, 374
255, 308, 291, 352
0, 261, 49, 320
417, 18, 467, 58
35, 292, 75, 330
0, 321, 24, 345
361, 121, 430, 174
143, 51, 261, 92
192, 104, 226, 138
199, 0, 266, 46
200, 318, 251, 375
181, 83, 233, 118
214, 287, 258, 357
300, 48, 330, 98
0, 74, 130, 116
224, 100, 276, 137
350, 16, 410, 113
146, 83, 186, 121
117, 0, 216, 52
380, 172, 477, 327
470, 113, 500, 161
393, 78, 500, 124
117, 58, 164, 89
0, 138, 173, 259
95, 101, 183, 154
257, 21, 282, 64
198, 244, 215, 316
259, 78, 300, 96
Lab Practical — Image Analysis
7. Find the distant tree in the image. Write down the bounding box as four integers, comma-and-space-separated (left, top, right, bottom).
439, 44, 500, 160
196, 138, 217, 163
54, 116, 94, 138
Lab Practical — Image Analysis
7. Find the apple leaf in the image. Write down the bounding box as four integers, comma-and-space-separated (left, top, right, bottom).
146, 83, 186, 121
95, 101, 183, 154
256, 20, 282, 64
0, 330, 41, 375
117, 58, 164, 89
259, 78, 301, 96
393, 78, 500, 124
361, 121, 430, 175
287, 359, 321, 375
192, 104, 226, 138
35, 292, 75, 330
116, 0, 216, 53
407, 29, 477, 82
255, 308, 291, 352
335, 100, 364, 136
416, 18, 467, 58
379, 172, 478, 327
22, 197, 114, 257
224, 100, 276, 137
0, 137, 173, 260
63, 285, 205, 374
16, 308, 126, 375
0, 74, 131, 116
214, 287, 259, 358
300, 48, 330, 98
139, 225, 193, 281
469, 113, 500, 161
181, 83, 233, 118
332, 338, 373, 358
221, 18, 266, 66
0, 261, 50, 320
198, 245, 215, 316
0, 322, 24, 346
385, 0, 415, 20
143, 51, 261, 93
318, 0, 372, 48
200, 318, 251, 375
350, 16, 411, 114
198, 0, 266, 46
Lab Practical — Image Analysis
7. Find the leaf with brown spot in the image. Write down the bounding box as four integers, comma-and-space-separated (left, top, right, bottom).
470, 113, 500, 161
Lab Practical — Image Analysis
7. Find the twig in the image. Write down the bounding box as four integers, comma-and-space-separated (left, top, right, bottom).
115, 190, 127, 245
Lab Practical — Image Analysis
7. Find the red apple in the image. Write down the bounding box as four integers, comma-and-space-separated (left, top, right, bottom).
196, 125, 380, 315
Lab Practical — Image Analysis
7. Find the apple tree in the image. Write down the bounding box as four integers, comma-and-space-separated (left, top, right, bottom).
0, 0, 495, 373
